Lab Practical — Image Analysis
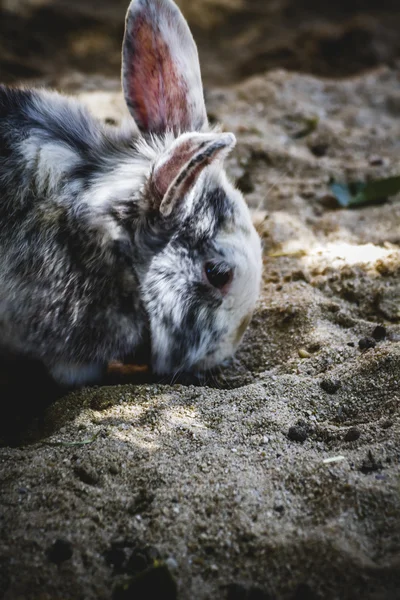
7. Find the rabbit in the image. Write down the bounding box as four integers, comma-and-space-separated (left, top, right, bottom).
0, 0, 262, 387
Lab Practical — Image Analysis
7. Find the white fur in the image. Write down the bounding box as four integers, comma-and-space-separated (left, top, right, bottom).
20, 138, 79, 196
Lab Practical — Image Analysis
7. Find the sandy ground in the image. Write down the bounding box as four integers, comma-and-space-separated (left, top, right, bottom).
1, 1, 400, 599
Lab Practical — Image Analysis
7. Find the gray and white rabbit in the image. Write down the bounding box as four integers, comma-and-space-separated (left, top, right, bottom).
0, 0, 262, 386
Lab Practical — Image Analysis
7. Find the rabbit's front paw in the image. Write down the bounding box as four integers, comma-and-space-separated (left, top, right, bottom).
48, 362, 105, 387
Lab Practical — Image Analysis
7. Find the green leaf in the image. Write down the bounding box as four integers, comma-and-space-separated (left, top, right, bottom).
43, 431, 101, 447
330, 176, 400, 208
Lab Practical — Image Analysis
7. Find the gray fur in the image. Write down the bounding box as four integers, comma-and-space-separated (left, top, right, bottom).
0, 0, 262, 386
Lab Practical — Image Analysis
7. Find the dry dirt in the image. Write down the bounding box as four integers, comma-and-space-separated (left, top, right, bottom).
0, 1, 400, 599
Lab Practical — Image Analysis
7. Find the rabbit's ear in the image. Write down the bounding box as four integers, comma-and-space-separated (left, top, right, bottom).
122, 0, 207, 135
150, 132, 236, 217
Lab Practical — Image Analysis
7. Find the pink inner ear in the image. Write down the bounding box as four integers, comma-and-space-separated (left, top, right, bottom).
150, 132, 236, 215
126, 15, 191, 135
152, 139, 195, 198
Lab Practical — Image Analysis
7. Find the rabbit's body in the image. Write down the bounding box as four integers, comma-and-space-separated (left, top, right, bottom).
0, 87, 150, 382
0, 0, 262, 386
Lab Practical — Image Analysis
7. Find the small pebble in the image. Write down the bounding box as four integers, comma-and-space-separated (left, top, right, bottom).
368, 155, 384, 166
165, 557, 178, 571
310, 143, 328, 158
372, 325, 386, 341
317, 193, 339, 209
209, 563, 219, 572
358, 337, 376, 350
46, 539, 73, 564
288, 424, 308, 443
307, 342, 321, 353
320, 378, 341, 394
344, 427, 360, 442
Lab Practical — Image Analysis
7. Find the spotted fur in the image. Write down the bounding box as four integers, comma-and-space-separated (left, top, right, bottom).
0, 0, 262, 385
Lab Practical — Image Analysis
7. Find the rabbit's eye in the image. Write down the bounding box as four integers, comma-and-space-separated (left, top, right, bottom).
204, 262, 233, 291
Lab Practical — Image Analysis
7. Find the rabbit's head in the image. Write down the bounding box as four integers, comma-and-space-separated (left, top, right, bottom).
121, 0, 262, 374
